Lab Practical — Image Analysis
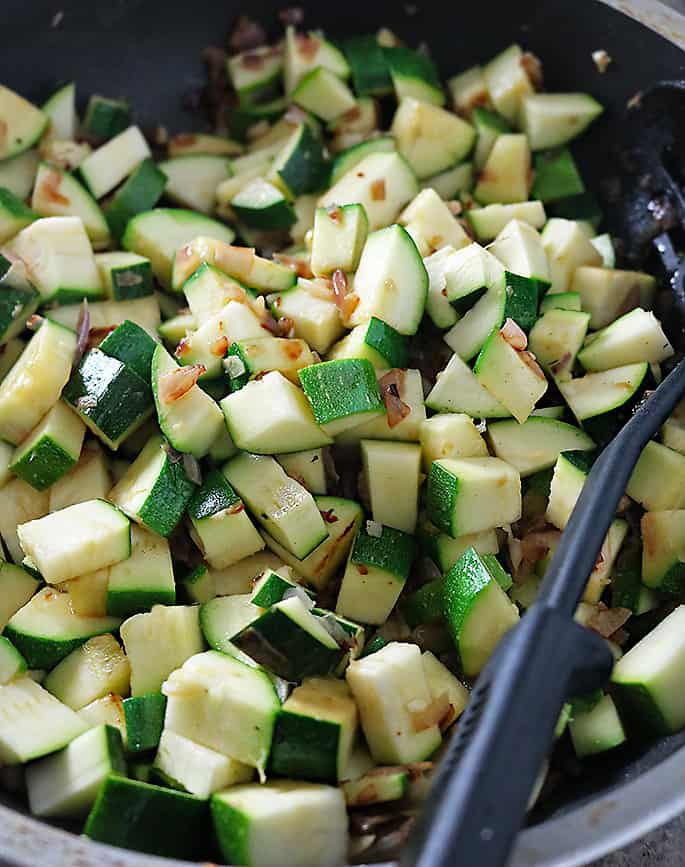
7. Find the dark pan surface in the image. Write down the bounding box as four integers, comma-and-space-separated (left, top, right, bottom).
3, 0, 685, 862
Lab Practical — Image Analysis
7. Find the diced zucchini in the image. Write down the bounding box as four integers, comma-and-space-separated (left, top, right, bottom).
31, 162, 110, 247
268, 280, 344, 354
520, 92, 603, 150
222, 371, 332, 455
444, 284, 507, 362
474, 133, 531, 204
569, 693, 626, 758
120, 604, 204, 696
26, 723, 126, 818
157, 154, 230, 215
571, 266, 655, 329
545, 450, 592, 530
448, 65, 489, 117
392, 98, 475, 180
95, 251, 153, 301
489, 218, 551, 284
276, 449, 327, 495
0, 149, 39, 199
232, 178, 297, 230
474, 328, 548, 423
578, 308, 673, 371
151, 344, 224, 458
9, 215, 101, 303
399, 188, 470, 257
17, 498, 130, 585
10, 400, 84, 492
163, 649, 279, 772
292, 67, 356, 123
467, 200, 546, 242
123, 208, 235, 289
443, 547, 519, 678
641, 510, 685, 594
4, 587, 121, 670
319, 151, 418, 232
310, 203, 368, 276
0, 255, 39, 347
384, 45, 444, 106
532, 147, 585, 202
528, 309, 591, 382
327, 316, 407, 370
269, 123, 327, 198
482, 44, 533, 123
0, 86, 48, 160
329, 136, 396, 186
0, 562, 39, 630
224, 452, 328, 560
0, 676, 87, 764
63, 348, 153, 451
299, 359, 384, 436
82, 95, 130, 142
188, 469, 264, 570
211, 780, 347, 867
0, 479, 49, 563
421, 160, 473, 199
336, 523, 415, 624
426, 352, 509, 418
106, 524, 176, 617
105, 158, 168, 242
346, 642, 442, 763
627, 441, 685, 511
84, 775, 207, 858
361, 440, 421, 533
542, 218, 602, 294
199, 593, 264, 654
487, 417, 594, 477
43, 634, 130, 710
591, 233, 616, 268
49, 294, 161, 338
270, 677, 357, 783
419, 414, 488, 471
427, 457, 521, 537
284, 26, 350, 94
79, 125, 151, 199
122, 692, 166, 752
0, 635, 27, 684
49, 441, 110, 512
154, 729, 252, 797
109, 434, 196, 537
42, 82, 77, 140
612, 605, 685, 735
422, 650, 469, 729
348, 224, 428, 335
260, 495, 363, 591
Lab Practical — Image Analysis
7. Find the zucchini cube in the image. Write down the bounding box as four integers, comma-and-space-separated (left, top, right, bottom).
123, 692, 166, 753
250, 568, 314, 608
84, 775, 207, 858
188, 469, 264, 570
327, 316, 407, 370
443, 547, 520, 678
310, 203, 368, 276
361, 440, 422, 533
153, 729, 253, 798
17, 499, 130, 585
95, 252, 154, 300
346, 641, 442, 763
232, 596, 344, 681
0, 254, 39, 345
426, 457, 522, 537
26, 724, 126, 819
336, 523, 415, 625
269, 677, 357, 782
474, 328, 548, 423
162, 650, 280, 771
641, 510, 685, 594
392, 98, 475, 180
10, 401, 85, 491
299, 359, 384, 436
211, 781, 347, 867
98, 319, 157, 382
43, 633, 130, 710
106, 524, 176, 617
63, 348, 153, 451
109, 435, 196, 538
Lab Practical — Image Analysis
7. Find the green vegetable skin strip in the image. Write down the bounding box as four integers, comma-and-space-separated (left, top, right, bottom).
0, 17, 667, 867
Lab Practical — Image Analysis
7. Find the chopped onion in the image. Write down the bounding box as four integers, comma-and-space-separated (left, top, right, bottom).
317, 611, 351, 646
283, 584, 316, 611
162, 440, 184, 463
76, 395, 97, 411
366, 520, 383, 538
587, 604, 631, 639
158, 364, 206, 404
73, 299, 90, 368
408, 692, 451, 732
500, 317, 527, 350
182, 453, 202, 486
379, 369, 411, 428
592, 49, 612, 73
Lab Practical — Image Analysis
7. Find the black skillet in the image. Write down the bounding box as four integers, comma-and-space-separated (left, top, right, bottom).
3, 1, 685, 865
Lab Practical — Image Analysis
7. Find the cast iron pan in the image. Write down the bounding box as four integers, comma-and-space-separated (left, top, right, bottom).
3, 1, 685, 865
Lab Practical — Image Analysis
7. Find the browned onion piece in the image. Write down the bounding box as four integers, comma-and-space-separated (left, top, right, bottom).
379, 369, 411, 428
587, 605, 631, 639
73, 299, 90, 368
158, 364, 206, 404
500, 317, 528, 350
